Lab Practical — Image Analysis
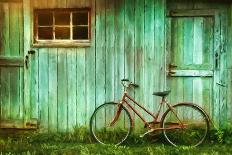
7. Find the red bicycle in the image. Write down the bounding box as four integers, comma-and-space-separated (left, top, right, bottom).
90, 79, 210, 147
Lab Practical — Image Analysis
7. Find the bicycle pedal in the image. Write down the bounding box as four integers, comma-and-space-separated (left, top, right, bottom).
140, 129, 155, 138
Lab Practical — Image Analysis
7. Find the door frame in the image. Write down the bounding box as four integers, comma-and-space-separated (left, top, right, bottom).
165, 9, 223, 123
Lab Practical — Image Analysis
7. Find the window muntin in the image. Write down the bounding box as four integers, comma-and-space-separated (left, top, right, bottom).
34, 9, 90, 45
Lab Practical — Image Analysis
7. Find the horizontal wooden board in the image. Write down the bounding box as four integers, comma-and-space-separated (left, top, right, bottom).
0, 56, 24, 67
169, 70, 214, 77
168, 9, 217, 17
0, 0, 22, 3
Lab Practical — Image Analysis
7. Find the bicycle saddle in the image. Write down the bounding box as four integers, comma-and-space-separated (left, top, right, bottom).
152, 90, 171, 97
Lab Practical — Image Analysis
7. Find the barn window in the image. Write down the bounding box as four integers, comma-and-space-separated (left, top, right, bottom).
34, 9, 90, 47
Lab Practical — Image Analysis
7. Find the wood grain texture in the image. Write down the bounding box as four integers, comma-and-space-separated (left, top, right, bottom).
2, 0, 230, 131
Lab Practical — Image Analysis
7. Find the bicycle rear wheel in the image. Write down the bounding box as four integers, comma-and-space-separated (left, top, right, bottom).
90, 102, 132, 145
161, 103, 209, 147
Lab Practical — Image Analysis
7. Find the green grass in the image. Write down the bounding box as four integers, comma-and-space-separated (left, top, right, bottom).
0, 127, 232, 155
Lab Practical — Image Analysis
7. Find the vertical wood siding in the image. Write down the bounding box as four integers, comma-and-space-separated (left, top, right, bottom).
30, 0, 166, 132
0, 2, 24, 124
13, 0, 231, 131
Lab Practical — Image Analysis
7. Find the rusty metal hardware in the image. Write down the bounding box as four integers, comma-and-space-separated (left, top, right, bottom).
168, 64, 177, 68
167, 64, 177, 76
25, 55, 29, 69
25, 50, 36, 69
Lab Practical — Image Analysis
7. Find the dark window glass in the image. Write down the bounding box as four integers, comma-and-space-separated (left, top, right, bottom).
55, 27, 70, 39
38, 27, 53, 39
73, 12, 88, 25
38, 12, 53, 26
73, 27, 88, 39
55, 12, 70, 25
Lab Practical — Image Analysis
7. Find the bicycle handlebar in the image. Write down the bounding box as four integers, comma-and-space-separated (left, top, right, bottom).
121, 79, 139, 89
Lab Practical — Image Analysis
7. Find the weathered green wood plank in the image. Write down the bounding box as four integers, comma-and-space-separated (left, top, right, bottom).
155, 0, 165, 91
30, 49, 38, 120
1, 3, 10, 120
0, 56, 24, 67
9, 3, 21, 119
48, 49, 58, 132
67, 48, 77, 131
114, 0, 125, 100
227, 5, 232, 69
23, 0, 32, 127
105, 0, 115, 104
76, 48, 86, 126
202, 77, 211, 115
227, 69, 232, 124
134, 0, 144, 116
213, 13, 221, 126
125, 0, 135, 90
219, 11, 228, 129
95, 0, 105, 109
38, 49, 49, 130
57, 49, 68, 131
19, 2, 24, 119
85, 0, 95, 126
144, 0, 155, 114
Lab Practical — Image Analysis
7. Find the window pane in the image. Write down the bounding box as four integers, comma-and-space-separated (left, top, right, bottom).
73, 12, 88, 25
38, 12, 53, 26
38, 27, 53, 39
55, 12, 70, 25
73, 27, 88, 39
55, 27, 70, 39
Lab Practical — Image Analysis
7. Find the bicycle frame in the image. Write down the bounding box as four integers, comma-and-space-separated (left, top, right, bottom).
111, 91, 185, 130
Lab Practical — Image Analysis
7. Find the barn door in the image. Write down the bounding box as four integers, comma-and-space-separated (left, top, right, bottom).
166, 10, 221, 115
0, 1, 25, 128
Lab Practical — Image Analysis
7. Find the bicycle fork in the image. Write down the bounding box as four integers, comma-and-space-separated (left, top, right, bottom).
109, 104, 123, 127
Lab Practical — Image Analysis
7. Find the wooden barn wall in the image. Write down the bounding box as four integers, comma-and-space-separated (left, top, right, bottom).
167, 0, 232, 129
30, 0, 166, 132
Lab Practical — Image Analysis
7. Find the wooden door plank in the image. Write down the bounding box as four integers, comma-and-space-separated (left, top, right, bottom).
0, 56, 24, 66
30, 49, 38, 120
23, 0, 32, 128
67, 48, 77, 131
183, 18, 193, 66
57, 49, 68, 131
9, 3, 21, 119
48, 48, 58, 132
38, 49, 49, 131
1, 3, 10, 120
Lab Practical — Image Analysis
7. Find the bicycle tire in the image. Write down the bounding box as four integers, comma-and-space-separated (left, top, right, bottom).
161, 103, 209, 147
90, 102, 132, 145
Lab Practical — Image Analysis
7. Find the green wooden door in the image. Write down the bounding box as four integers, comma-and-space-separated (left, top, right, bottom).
166, 10, 220, 116
0, 1, 24, 128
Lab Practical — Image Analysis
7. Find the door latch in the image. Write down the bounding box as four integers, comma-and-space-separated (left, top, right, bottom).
25, 50, 36, 69
167, 64, 177, 76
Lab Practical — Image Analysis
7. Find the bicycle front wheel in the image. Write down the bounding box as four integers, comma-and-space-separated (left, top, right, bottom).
90, 102, 132, 145
161, 103, 209, 147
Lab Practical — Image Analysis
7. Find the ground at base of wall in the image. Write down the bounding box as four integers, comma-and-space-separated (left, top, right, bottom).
0, 142, 232, 155
0, 127, 232, 154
